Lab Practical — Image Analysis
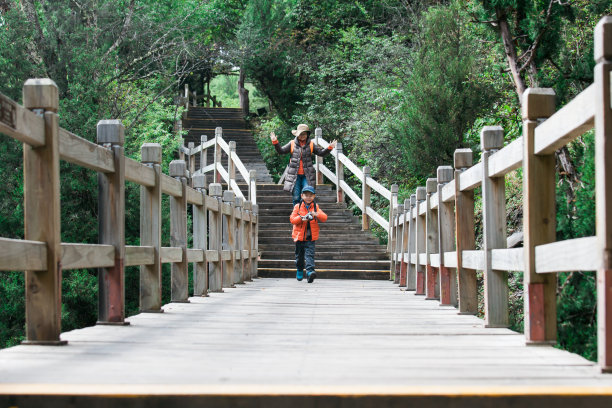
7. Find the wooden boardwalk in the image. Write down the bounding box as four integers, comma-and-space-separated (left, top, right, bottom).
1, 278, 612, 406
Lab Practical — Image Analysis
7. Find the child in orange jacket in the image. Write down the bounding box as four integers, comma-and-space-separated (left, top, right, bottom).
290, 185, 327, 283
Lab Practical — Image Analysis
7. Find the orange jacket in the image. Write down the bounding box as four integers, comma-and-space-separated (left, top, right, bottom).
290, 201, 328, 241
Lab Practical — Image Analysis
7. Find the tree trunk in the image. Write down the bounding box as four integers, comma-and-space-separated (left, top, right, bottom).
238, 69, 249, 115
496, 8, 526, 100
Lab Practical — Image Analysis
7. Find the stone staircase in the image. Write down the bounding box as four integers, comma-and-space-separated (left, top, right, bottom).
182, 107, 390, 279
182, 107, 273, 184
256, 184, 391, 279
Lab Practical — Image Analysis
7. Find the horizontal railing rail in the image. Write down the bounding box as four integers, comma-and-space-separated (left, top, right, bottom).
0, 79, 258, 345
390, 16, 612, 373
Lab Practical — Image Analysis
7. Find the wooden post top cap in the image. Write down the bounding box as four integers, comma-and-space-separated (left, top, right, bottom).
23, 78, 59, 112
410, 194, 416, 205
315, 128, 322, 137
595, 16, 612, 63
252, 204, 259, 214
209, 183, 223, 197
222, 190, 235, 202
454, 148, 473, 169
426, 178, 437, 194
521, 88, 556, 120
243, 201, 253, 211
249, 170, 257, 178
141, 143, 162, 164
229, 141, 236, 150
234, 196, 244, 207
215, 127, 223, 135
437, 166, 454, 183
192, 175, 206, 189
480, 126, 504, 151
169, 160, 187, 178
396, 204, 405, 213
416, 187, 426, 201
97, 120, 125, 145
391, 184, 399, 194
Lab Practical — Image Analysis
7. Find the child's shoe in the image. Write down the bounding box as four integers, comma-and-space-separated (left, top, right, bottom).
307, 271, 317, 283
296, 270, 304, 281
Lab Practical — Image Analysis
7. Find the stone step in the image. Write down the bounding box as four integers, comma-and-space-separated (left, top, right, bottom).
258, 259, 389, 270
256, 268, 390, 280
260, 251, 389, 260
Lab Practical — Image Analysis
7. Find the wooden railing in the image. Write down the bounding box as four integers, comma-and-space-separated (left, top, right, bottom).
0, 79, 259, 344
182, 83, 221, 108
286, 128, 398, 250
180, 127, 257, 205
390, 16, 612, 372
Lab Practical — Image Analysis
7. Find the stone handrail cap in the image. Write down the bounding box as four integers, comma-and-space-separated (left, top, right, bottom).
521, 88, 556, 120
480, 126, 504, 151
209, 183, 223, 197
23, 78, 59, 112
426, 178, 437, 194
595, 16, 612, 63
97, 120, 125, 145
141, 143, 162, 164
169, 160, 187, 178
437, 166, 454, 184
454, 148, 473, 169
416, 187, 426, 201
222, 190, 235, 202
192, 174, 206, 189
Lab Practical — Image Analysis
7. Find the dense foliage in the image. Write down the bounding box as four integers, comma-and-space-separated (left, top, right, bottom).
1, 0, 611, 362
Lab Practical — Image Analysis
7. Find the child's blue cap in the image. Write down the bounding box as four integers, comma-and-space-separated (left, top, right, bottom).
301, 185, 315, 194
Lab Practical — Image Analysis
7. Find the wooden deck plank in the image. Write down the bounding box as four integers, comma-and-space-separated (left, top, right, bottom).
0, 279, 610, 388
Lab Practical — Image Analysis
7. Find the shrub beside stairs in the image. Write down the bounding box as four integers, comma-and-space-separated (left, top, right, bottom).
183, 107, 390, 280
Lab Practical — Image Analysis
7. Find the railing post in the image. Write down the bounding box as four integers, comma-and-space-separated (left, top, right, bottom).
362, 166, 371, 230
437, 166, 456, 306
415, 187, 426, 295
335, 142, 344, 203
406, 194, 417, 291
234, 196, 244, 285
244, 200, 253, 282
252, 204, 259, 279
399, 199, 410, 287
214, 127, 222, 184
315, 128, 323, 185
22, 78, 64, 344
193, 174, 208, 297
388, 184, 399, 256
249, 169, 257, 204
392, 204, 404, 284
200, 135, 208, 187
228, 141, 236, 191
170, 160, 189, 303
425, 178, 439, 300
140, 143, 163, 312
481, 126, 508, 327
522, 88, 557, 344
454, 149, 477, 314
222, 190, 236, 288
208, 183, 223, 292
188, 142, 195, 187
96, 120, 127, 325
595, 16, 612, 372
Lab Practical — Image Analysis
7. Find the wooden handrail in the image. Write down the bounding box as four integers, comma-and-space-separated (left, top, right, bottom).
389, 15, 612, 373
0, 81, 259, 344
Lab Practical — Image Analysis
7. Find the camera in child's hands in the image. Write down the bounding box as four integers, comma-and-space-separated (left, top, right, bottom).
301, 212, 314, 221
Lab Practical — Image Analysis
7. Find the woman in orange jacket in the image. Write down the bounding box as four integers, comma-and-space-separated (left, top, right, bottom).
290, 185, 327, 283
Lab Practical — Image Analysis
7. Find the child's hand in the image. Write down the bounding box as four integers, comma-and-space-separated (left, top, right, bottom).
270, 132, 277, 143
329, 139, 338, 149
